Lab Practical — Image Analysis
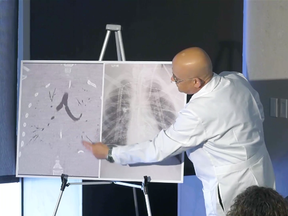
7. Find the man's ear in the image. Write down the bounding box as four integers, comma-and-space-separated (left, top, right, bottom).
194, 78, 203, 88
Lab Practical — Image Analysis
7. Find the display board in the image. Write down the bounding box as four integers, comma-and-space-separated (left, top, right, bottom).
16, 61, 185, 183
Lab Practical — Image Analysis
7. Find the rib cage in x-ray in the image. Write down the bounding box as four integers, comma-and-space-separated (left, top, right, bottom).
102, 79, 132, 145
102, 77, 176, 146
146, 81, 176, 130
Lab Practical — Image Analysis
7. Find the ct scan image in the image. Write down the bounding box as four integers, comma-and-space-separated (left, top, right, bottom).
17, 62, 103, 178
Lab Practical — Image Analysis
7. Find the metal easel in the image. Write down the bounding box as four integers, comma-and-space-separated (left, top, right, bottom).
99, 24, 126, 61
52, 24, 152, 216
52, 174, 152, 216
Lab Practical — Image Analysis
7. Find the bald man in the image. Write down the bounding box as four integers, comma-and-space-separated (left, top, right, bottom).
83, 47, 275, 216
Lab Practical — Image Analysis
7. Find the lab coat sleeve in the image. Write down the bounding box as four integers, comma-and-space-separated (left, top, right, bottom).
112, 105, 207, 165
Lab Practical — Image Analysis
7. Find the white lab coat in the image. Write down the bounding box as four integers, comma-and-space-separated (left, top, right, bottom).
112, 72, 275, 216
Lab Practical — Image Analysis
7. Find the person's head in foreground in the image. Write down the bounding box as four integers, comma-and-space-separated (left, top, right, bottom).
227, 185, 288, 216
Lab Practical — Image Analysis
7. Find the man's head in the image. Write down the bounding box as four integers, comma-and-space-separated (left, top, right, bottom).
227, 186, 288, 216
172, 47, 213, 94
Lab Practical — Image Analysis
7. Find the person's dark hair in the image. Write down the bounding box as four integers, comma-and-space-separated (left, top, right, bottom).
227, 185, 288, 216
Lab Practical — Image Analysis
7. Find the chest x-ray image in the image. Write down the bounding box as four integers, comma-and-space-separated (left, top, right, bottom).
17, 62, 103, 178
100, 62, 185, 183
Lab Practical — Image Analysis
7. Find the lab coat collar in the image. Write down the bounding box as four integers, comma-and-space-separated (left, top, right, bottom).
190, 73, 221, 100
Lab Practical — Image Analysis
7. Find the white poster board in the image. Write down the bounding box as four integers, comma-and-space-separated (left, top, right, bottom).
16, 61, 185, 183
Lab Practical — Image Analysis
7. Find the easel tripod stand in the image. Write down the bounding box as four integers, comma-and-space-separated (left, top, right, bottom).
52, 174, 152, 216
52, 24, 152, 216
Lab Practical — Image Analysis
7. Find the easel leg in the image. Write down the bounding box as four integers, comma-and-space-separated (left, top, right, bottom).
142, 176, 152, 216
99, 24, 126, 61
114, 176, 152, 216
52, 190, 64, 216
99, 30, 111, 61
52, 174, 68, 216
133, 187, 140, 216
144, 193, 152, 216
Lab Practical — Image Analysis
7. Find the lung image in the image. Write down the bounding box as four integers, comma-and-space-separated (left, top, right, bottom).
17, 62, 103, 178
102, 79, 133, 145
100, 62, 185, 182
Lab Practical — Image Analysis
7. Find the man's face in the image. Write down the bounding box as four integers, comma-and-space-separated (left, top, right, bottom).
171, 70, 197, 95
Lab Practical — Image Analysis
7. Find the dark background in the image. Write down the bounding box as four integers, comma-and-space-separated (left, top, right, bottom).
30, 0, 243, 215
